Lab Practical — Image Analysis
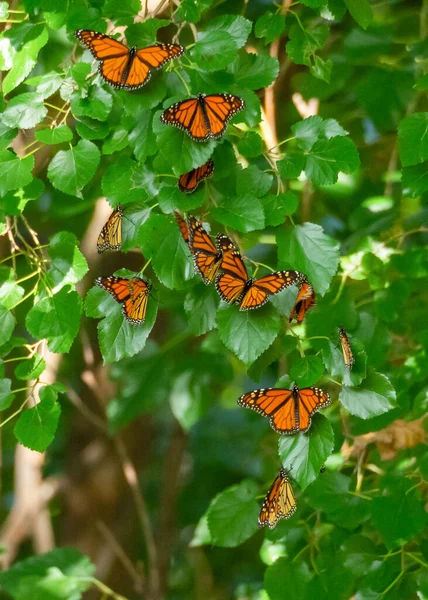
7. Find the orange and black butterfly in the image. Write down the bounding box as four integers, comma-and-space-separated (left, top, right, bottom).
289, 281, 316, 324
95, 276, 151, 324
339, 327, 354, 370
97, 204, 123, 253
238, 384, 331, 434
161, 93, 245, 142
258, 468, 297, 529
216, 249, 307, 311
186, 215, 235, 284
178, 159, 214, 194
74, 30, 185, 90
174, 212, 193, 252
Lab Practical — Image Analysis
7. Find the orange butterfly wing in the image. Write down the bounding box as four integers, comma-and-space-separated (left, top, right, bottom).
97, 204, 123, 253
295, 387, 331, 432
259, 468, 297, 529
339, 327, 354, 370
186, 216, 225, 284
240, 270, 307, 311
289, 281, 316, 323
95, 276, 151, 324
203, 94, 246, 138
75, 30, 128, 59
178, 158, 214, 194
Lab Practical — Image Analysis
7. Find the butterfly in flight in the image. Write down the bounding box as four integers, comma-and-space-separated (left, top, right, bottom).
289, 280, 316, 323
258, 468, 297, 529
160, 93, 245, 142
186, 215, 236, 284
178, 158, 214, 194
97, 204, 123, 253
238, 384, 331, 434
74, 30, 185, 90
216, 248, 307, 311
339, 327, 354, 371
95, 276, 151, 324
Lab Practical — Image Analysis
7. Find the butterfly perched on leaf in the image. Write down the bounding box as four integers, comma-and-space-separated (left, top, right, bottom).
238, 384, 331, 434
161, 93, 245, 142
186, 215, 236, 284
216, 248, 307, 311
97, 204, 123, 253
95, 276, 151, 324
289, 281, 316, 323
178, 159, 214, 194
339, 327, 354, 371
74, 30, 185, 90
174, 211, 193, 252
258, 468, 297, 529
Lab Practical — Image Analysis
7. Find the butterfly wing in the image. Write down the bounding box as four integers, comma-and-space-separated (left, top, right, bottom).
178, 158, 214, 194
289, 281, 316, 323
215, 248, 248, 303
174, 211, 192, 250
259, 469, 297, 529
203, 94, 245, 138
75, 30, 128, 59
95, 276, 131, 302
122, 278, 151, 324
161, 98, 209, 141
97, 204, 123, 253
339, 327, 354, 370
237, 388, 299, 434
120, 43, 184, 90
296, 386, 331, 432
186, 215, 221, 284
240, 270, 307, 311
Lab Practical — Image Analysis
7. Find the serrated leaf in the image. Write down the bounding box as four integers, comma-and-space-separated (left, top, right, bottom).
70, 86, 113, 122
278, 414, 334, 490
237, 131, 264, 158
0, 378, 14, 410
344, 0, 373, 29
262, 192, 299, 226
278, 153, 305, 179
207, 14, 252, 49
26, 289, 82, 353
0, 266, 24, 309
47, 140, 100, 198
305, 136, 360, 185
289, 355, 324, 387
310, 55, 332, 82
76, 118, 109, 140
102, 157, 147, 205
207, 480, 259, 547
339, 370, 396, 419
255, 11, 286, 45
128, 111, 157, 162
286, 23, 329, 67
125, 19, 170, 46
3, 92, 47, 129
0, 151, 34, 197
35, 125, 73, 145
0, 305, 15, 346
191, 30, 237, 72
398, 112, 428, 167
26, 71, 63, 98
184, 284, 219, 336
265, 560, 312, 600
402, 162, 428, 197
2, 25, 48, 96
277, 223, 340, 295
217, 305, 281, 366
212, 195, 265, 232
229, 52, 279, 90
46, 231, 88, 292
15, 355, 46, 381
102, 0, 140, 25
14, 385, 62, 452
156, 125, 216, 175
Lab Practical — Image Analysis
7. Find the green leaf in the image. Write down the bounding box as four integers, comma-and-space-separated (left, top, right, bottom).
0, 548, 95, 600
102, 157, 147, 205
155, 124, 216, 175
340, 535, 379, 576
15, 355, 46, 381
85, 285, 158, 364
0, 305, 15, 346
0, 2, 9, 18
0, 151, 34, 197
277, 153, 305, 179
175, 0, 213, 23
102, 0, 140, 25
26, 71, 63, 98
46, 231, 88, 292
26, 289, 82, 354
70, 86, 113, 122
278, 414, 334, 490
3, 92, 47, 129
212, 195, 265, 233
262, 192, 299, 227
398, 113, 428, 167
191, 30, 237, 72
14, 385, 62, 452
0, 378, 14, 410
1, 177, 44, 216
265, 559, 313, 600
236, 165, 272, 197
237, 131, 264, 158
371, 478, 427, 549
292, 116, 347, 151
0, 266, 24, 309
277, 223, 340, 295
286, 23, 329, 67
184, 284, 219, 336
310, 55, 332, 82
322, 336, 367, 387
217, 305, 281, 366
139, 213, 195, 289
207, 14, 252, 49
102, 128, 129, 155
75, 118, 109, 140
344, 0, 373, 29
47, 140, 100, 198
305, 136, 360, 185
207, 480, 259, 547
402, 162, 428, 197
128, 111, 157, 162
255, 11, 286, 45
169, 371, 205, 432
339, 370, 397, 419
289, 355, 324, 387
2, 25, 49, 96
35, 125, 73, 145
229, 52, 279, 90
125, 19, 170, 46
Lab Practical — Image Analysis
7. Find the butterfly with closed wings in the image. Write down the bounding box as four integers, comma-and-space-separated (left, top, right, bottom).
289, 280, 316, 323
97, 204, 123, 253
258, 468, 297, 529
238, 384, 331, 434
178, 159, 214, 194
96, 276, 151, 324
161, 93, 245, 141
74, 30, 185, 90
339, 327, 354, 371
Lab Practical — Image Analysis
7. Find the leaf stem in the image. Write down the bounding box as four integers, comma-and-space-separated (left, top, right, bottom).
173, 68, 191, 96
14, 270, 40, 284
21, 145, 43, 160
44, 102, 68, 113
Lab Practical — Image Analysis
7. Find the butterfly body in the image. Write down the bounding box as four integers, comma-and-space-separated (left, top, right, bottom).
96, 276, 151, 324
258, 468, 297, 529
339, 327, 354, 370
238, 384, 331, 434
161, 93, 245, 141
97, 204, 123, 253
289, 281, 316, 323
75, 30, 185, 90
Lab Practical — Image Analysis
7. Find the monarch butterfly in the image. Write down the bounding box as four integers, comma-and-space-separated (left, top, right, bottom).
178, 159, 214, 194
289, 281, 316, 323
339, 327, 354, 371
74, 30, 185, 90
258, 468, 297, 529
186, 215, 236, 284
237, 384, 331, 434
160, 93, 245, 142
174, 211, 193, 252
95, 276, 151, 324
97, 204, 123, 253
216, 249, 307, 311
